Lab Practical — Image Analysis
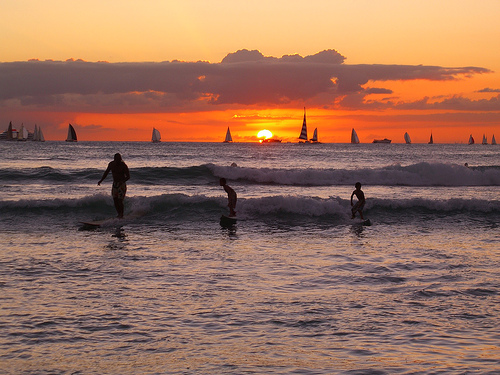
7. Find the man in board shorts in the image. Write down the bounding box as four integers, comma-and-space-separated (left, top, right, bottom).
98, 153, 130, 218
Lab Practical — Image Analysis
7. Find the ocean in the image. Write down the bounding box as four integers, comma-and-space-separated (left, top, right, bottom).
1, 141, 499, 374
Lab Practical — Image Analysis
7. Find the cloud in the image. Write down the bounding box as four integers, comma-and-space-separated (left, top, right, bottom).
0, 50, 491, 113
477, 87, 500, 93
365, 87, 394, 94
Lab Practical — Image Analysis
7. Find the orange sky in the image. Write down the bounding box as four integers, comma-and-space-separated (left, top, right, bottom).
1, 0, 499, 143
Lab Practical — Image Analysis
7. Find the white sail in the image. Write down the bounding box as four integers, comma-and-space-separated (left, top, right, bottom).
152, 127, 161, 142
482, 134, 487, 145
38, 127, 45, 142
351, 128, 359, 144
224, 127, 232, 142
404, 132, 411, 144
492, 134, 497, 145
33, 125, 39, 141
66, 124, 77, 142
298, 108, 308, 141
468, 134, 474, 145
310, 128, 318, 143
18, 124, 28, 141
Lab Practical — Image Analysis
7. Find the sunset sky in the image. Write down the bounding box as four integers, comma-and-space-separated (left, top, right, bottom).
1, 0, 499, 143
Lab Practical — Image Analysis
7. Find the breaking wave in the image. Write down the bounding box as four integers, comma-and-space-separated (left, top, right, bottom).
1, 162, 498, 187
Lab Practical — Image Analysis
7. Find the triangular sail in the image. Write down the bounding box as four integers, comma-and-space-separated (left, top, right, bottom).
482, 134, 487, 145
492, 134, 497, 145
351, 128, 359, 144
468, 134, 474, 145
19, 124, 28, 140
404, 132, 411, 144
298, 108, 308, 140
7, 122, 13, 140
152, 127, 161, 142
224, 127, 233, 142
310, 128, 318, 142
428, 133, 433, 144
66, 124, 77, 142
33, 125, 39, 141
38, 127, 45, 142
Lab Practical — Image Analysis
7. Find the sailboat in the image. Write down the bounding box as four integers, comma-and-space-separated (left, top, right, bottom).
404, 132, 411, 144
33, 125, 45, 141
492, 134, 497, 145
66, 124, 77, 142
298, 108, 309, 143
223, 127, 233, 143
351, 128, 360, 144
37, 126, 45, 142
310, 128, 320, 144
18, 124, 28, 141
482, 134, 488, 145
468, 134, 474, 145
152, 127, 161, 143
6, 122, 14, 140
428, 132, 434, 144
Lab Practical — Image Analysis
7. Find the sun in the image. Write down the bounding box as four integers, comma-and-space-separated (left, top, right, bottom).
257, 129, 273, 139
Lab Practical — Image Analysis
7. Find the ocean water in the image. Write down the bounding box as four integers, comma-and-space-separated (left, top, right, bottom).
0, 141, 499, 374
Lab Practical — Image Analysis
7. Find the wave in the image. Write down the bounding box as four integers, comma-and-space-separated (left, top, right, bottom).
212, 163, 500, 187
1, 193, 499, 221
1, 162, 499, 187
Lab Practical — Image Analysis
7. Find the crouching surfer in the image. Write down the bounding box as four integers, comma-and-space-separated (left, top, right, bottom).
220, 178, 237, 217
98, 153, 130, 218
350, 182, 365, 220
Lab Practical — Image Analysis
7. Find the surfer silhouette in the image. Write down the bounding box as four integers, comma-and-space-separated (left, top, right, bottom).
98, 153, 130, 218
220, 178, 237, 217
350, 182, 365, 220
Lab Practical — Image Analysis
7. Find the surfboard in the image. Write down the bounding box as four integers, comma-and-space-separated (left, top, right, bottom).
360, 219, 371, 226
79, 211, 145, 228
351, 218, 371, 226
220, 215, 237, 227
79, 218, 116, 228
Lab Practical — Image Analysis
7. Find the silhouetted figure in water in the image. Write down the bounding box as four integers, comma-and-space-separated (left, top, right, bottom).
98, 153, 130, 218
351, 182, 365, 220
220, 178, 237, 217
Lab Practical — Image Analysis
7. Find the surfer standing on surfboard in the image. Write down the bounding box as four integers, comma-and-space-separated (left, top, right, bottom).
98, 153, 130, 218
220, 178, 237, 217
350, 182, 365, 220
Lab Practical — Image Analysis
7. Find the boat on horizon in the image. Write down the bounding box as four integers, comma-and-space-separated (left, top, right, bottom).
310, 128, 321, 144
372, 138, 391, 144
404, 132, 411, 144
492, 134, 497, 145
468, 134, 474, 145
17, 124, 29, 141
152, 127, 161, 143
261, 138, 282, 143
428, 132, 434, 144
298, 108, 309, 143
482, 134, 488, 145
66, 124, 77, 142
223, 127, 233, 143
0, 122, 19, 141
33, 125, 45, 142
351, 128, 360, 144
